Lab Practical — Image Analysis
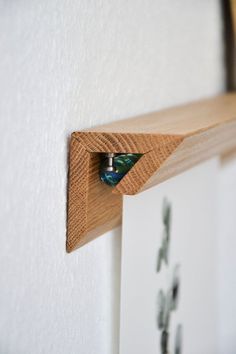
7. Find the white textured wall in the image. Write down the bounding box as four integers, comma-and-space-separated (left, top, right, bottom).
0, 1, 224, 353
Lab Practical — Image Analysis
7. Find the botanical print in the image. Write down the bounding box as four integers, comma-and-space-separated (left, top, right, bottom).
157, 198, 171, 271
156, 198, 182, 354
120, 160, 218, 354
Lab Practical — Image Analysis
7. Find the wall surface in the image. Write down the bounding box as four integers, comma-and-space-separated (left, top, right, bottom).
0, 1, 225, 354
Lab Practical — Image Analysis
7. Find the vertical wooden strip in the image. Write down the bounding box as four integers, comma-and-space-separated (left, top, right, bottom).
67, 136, 90, 252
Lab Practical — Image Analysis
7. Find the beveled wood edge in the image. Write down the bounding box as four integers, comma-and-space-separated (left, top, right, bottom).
66, 137, 89, 252
67, 94, 236, 251
66, 132, 183, 251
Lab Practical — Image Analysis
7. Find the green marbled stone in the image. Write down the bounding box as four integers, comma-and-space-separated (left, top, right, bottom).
100, 153, 142, 187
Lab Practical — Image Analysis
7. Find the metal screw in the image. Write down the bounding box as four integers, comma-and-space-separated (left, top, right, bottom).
102, 153, 116, 172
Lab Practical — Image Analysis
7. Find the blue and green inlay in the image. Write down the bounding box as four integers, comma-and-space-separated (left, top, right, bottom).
99, 153, 142, 187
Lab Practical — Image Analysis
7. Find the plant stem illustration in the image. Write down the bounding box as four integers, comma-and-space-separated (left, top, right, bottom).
156, 198, 183, 354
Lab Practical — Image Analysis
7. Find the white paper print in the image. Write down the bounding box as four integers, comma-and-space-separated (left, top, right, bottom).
120, 159, 219, 354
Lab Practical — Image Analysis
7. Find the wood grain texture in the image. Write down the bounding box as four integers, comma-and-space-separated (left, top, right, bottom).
67, 93, 236, 251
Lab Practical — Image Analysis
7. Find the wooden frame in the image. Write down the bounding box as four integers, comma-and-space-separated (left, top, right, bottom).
67, 93, 236, 252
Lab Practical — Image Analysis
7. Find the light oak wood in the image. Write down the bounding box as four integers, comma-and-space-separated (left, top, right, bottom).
67, 93, 236, 252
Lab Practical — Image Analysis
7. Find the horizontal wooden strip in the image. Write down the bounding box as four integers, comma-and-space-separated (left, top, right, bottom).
67, 93, 236, 250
